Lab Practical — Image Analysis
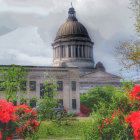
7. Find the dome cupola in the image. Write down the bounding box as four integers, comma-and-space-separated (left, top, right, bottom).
55, 5, 90, 40
52, 5, 94, 68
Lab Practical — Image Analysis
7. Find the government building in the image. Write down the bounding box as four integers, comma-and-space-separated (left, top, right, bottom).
0, 6, 121, 113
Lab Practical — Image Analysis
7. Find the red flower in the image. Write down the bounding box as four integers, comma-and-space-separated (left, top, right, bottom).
64, 107, 67, 110
126, 111, 140, 140
130, 85, 140, 100
99, 118, 112, 132
31, 110, 37, 116
80, 105, 90, 116
16, 127, 22, 134
0, 131, 2, 140
6, 137, 13, 140
0, 100, 16, 123
112, 108, 122, 118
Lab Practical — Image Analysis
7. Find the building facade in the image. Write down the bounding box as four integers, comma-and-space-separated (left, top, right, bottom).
0, 6, 121, 113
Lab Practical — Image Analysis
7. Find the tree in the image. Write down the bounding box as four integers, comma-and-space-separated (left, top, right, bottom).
0, 65, 28, 102
38, 74, 59, 120
116, 0, 140, 70
116, 41, 140, 69
130, 0, 140, 34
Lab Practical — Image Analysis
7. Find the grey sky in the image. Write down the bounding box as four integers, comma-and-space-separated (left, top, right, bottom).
0, 0, 138, 80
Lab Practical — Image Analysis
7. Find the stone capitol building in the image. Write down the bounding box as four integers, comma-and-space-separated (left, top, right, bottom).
0, 6, 121, 113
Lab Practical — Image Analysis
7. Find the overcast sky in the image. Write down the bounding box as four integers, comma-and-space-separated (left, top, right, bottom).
0, 0, 139, 80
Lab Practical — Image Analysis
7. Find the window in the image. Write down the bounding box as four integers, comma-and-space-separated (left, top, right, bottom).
72, 81, 76, 91
58, 99, 63, 106
0, 81, 5, 91
57, 81, 63, 91
20, 81, 26, 91
29, 81, 36, 91
72, 99, 76, 109
40, 83, 45, 98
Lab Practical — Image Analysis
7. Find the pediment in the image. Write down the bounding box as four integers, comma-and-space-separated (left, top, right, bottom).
80, 70, 120, 79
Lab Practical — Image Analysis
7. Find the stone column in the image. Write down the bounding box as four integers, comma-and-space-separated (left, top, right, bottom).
71, 46, 73, 58
63, 46, 65, 58
66, 46, 68, 57
53, 48, 54, 59
90, 47, 92, 58
85, 46, 87, 58
87, 46, 89, 58
73, 46, 75, 58
59, 47, 61, 59
55, 48, 57, 59
91, 47, 93, 58
56, 47, 57, 58
78, 46, 80, 58
56, 47, 58, 58
60, 46, 62, 58
81, 45, 83, 58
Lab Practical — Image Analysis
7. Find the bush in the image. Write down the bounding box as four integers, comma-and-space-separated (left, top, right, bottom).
80, 86, 116, 112
0, 100, 39, 139
77, 105, 90, 117
83, 84, 140, 140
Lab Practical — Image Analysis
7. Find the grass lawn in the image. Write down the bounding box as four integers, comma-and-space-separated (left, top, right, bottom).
32, 117, 92, 140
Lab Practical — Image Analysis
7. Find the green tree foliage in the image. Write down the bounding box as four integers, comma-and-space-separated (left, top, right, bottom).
0, 65, 28, 102
38, 74, 59, 120
80, 86, 116, 112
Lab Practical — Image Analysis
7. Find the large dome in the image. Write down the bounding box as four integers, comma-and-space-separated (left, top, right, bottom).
56, 20, 90, 40
53, 5, 94, 69
55, 7, 90, 40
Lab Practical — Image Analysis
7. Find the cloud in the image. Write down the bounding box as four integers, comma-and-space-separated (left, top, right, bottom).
0, 26, 52, 65
0, 0, 138, 80
0, 0, 48, 16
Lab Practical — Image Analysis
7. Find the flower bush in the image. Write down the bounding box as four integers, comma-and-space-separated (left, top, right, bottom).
0, 100, 39, 140
14, 104, 39, 139
77, 105, 90, 117
84, 85, 140, 140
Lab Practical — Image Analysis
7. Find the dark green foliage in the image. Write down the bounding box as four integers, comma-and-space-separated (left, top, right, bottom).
80, 86, 116, 112
29, 97, 37, 108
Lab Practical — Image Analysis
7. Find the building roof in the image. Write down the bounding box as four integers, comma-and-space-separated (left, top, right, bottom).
55, 6, 90, 40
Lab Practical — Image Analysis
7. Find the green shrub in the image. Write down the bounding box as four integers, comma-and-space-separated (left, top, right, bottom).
80, 86, 116, 112
83, 81, 139, 140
